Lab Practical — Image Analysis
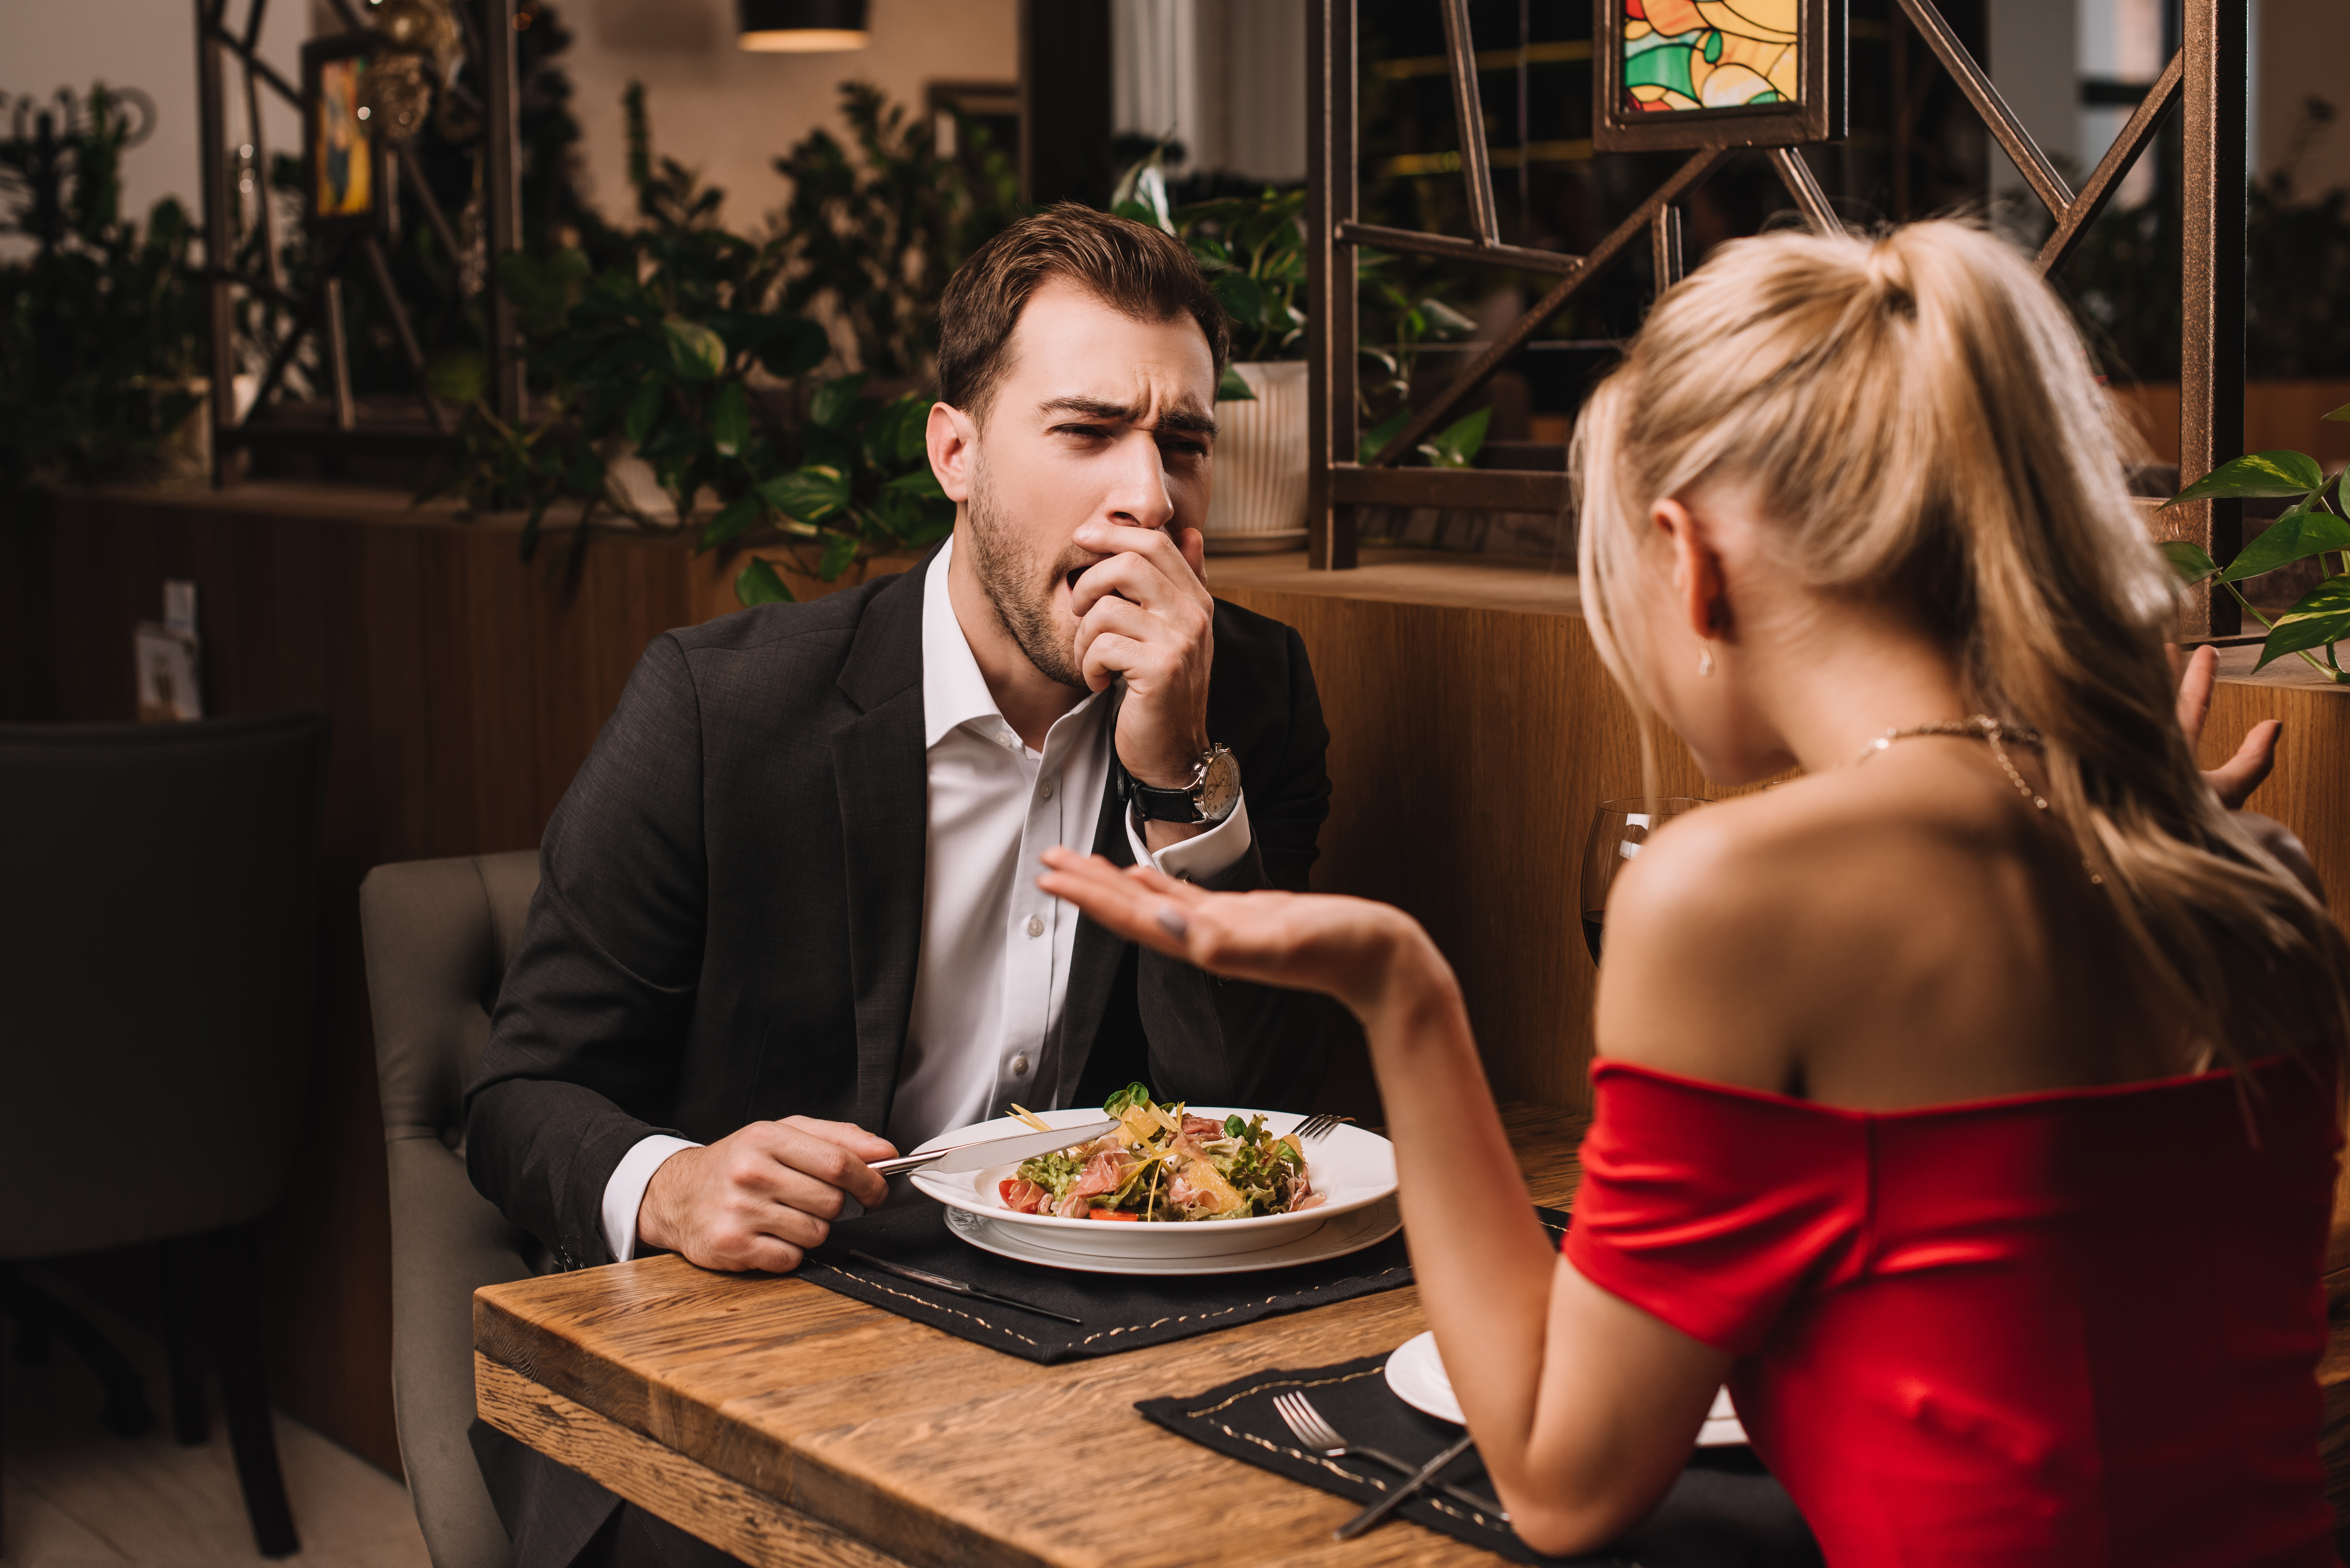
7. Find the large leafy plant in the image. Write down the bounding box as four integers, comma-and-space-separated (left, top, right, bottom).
2160, 404, 2350, 681
0, 85, 203, 501
775, 82, 1020, 380
423, 82, 958, 602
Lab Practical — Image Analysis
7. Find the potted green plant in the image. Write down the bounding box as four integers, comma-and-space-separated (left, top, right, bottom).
2157, 404, 2350, 681
1113, 157, 1490, 552
421, 82, 958, 605
0, 85, 205, 505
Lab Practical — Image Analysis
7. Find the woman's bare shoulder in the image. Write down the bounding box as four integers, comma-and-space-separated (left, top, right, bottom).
1595, 765, 2006, 1090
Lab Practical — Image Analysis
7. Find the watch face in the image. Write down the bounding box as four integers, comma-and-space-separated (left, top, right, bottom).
1198, 747, 1241, 823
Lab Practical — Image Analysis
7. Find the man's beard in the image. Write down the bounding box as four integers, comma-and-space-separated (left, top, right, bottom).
963, 462, 1092, 692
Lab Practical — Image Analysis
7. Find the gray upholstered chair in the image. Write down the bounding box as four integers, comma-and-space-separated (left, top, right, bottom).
0, 708, 331, 1559
360, 851, 545, 1568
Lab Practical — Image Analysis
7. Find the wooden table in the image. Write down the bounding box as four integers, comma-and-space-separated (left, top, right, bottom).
474, 1104, 1586, 1568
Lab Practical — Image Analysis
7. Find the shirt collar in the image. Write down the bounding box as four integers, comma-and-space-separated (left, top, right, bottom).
922, 535, 1106, 751
922, 537, 999, 749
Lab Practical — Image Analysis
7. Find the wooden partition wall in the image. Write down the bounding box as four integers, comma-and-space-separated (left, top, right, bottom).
10, 485, 2350, 1490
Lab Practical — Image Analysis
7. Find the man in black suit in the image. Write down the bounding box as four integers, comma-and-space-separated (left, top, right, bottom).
463, 204, 1331, 1567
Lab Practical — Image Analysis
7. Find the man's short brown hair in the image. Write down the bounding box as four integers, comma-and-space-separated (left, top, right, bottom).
936, 203, 1230, 422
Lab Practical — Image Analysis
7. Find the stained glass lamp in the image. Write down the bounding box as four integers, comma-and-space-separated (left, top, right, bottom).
737, 0, 868, 52
1595, 0, 1845, 151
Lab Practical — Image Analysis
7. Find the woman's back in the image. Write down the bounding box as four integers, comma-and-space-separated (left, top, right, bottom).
1567, 1053, 2338, 1566
1598, 733, 2186, 1113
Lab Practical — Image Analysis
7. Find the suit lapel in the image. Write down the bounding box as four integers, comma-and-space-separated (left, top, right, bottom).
1055, 688, 1135, 1107
832, 560, 933, 1133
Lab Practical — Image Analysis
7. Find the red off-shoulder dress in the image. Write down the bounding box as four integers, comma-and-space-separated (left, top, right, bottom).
1563, 1056, 2340, 1567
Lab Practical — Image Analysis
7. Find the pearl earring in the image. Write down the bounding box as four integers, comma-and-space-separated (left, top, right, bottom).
1697, 640, 1715, 677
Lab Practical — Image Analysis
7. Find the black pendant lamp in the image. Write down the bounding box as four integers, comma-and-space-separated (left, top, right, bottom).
736, 0, 869, 51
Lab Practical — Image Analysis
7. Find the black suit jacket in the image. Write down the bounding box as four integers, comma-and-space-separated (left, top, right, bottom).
464, 556, 1331, 1269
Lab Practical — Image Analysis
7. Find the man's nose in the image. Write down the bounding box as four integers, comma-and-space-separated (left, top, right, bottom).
1101, 429, 1174, 531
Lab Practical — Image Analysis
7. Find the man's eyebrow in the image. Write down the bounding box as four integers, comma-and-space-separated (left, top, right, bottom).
1037, 396, 1218, 438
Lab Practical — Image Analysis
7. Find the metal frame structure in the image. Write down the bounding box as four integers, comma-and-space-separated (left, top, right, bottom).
1305, 0, 2248, 640
194, 0, 524, 485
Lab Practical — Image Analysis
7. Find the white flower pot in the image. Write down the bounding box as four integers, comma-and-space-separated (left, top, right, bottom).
1202, 360, 1309, 554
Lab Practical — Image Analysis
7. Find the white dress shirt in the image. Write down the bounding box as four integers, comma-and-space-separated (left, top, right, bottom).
598, 537, 1252, 1260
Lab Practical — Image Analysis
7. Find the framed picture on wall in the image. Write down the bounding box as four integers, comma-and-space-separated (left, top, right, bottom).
302, 34, 383, 233
1592, 0, 1846, 153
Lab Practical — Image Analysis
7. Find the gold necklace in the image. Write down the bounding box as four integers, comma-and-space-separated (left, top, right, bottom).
1852, 715, 2049, 812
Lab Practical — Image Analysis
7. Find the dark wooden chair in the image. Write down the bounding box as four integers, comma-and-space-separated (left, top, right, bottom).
0, 708, 330, 1559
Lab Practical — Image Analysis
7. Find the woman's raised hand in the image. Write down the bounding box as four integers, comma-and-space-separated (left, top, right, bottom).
1035, 846, 1445, 1021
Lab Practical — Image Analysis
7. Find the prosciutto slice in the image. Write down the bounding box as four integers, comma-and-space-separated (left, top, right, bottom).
1071, 1149, 1136, 1199
997, 1178, 1052, 1214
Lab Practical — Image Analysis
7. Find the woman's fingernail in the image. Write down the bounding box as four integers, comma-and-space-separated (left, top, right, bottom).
1156, 905, 1189, 939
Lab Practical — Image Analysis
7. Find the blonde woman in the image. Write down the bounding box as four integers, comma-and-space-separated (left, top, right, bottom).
1041, 221, 2344, 1565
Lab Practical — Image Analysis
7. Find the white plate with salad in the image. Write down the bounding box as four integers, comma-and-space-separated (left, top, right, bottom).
908, 1085, 1399, 1264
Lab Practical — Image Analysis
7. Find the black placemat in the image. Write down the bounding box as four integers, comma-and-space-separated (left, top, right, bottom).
799, 1194, 1420, 1363
1137, 1354, 1821, 1568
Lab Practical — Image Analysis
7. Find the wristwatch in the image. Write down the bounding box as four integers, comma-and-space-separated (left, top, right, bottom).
1128, 744, 1242, 826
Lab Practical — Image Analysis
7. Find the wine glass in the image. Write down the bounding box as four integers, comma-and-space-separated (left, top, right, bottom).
1580, 797, 1707, 963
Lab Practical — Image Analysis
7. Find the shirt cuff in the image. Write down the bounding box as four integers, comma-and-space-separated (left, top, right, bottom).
601, 1134, 700, 1263
1124, 791, 1252, 882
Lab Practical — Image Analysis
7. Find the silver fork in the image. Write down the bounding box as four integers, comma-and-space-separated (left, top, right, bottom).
1288, 1112, 1348, 1141
1270, 1392, 1503, 1520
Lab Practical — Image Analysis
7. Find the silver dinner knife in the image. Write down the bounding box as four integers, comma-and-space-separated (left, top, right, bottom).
869, 1117, 1121, 1177
1333, 1433, 1482, 1539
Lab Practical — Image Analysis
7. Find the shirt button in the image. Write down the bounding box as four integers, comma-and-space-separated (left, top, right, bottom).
1040, 780, 1054, 800
1011, 1054, 1031, 1076
1025, 915, 1044, 938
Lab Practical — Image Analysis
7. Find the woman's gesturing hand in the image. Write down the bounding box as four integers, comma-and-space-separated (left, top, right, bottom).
2172, 642, 2279, 809
1035, 847, 1451, 1022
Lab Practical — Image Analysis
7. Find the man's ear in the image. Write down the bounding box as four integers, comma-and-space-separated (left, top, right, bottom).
1651, 496, 1730, 642
926, 401, 978, 504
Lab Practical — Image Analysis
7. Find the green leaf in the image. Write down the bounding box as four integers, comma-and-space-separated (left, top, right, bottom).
1223, 1114, 1247, 1138
810, 372, 869, 430
2163, 449, 2327, 506
1102, 1082, 1155, 1116
2255, 575, 2350, 668
425, 347, 487, 404
663, 315, 727, 382
2159, 539, 2220, 584
863, 395, 933, 464
818, 531, 858, 580
2325, 401, 2350, 423
758, 316, 831, 379
735, 556, 794, 607
709, 381, 750, 458
1418, 297, 1478, 338
881, 465, 947, 500
756, 464, 851, 524
623, 379, 663, 446
1420, 405, 1491, 470
1216, 365, 1258, 402
698, 489, 766, 552
2217, 505, 2350, 582
1359, 408, 1410, 465
1212, 271, 1265, 329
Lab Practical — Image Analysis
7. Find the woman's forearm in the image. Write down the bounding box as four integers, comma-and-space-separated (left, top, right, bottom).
1355, 922, 1563, 1478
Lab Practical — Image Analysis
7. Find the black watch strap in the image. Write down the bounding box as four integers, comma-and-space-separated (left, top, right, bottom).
1129, 771, 1207, 824
1123, 744, 1240, 826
